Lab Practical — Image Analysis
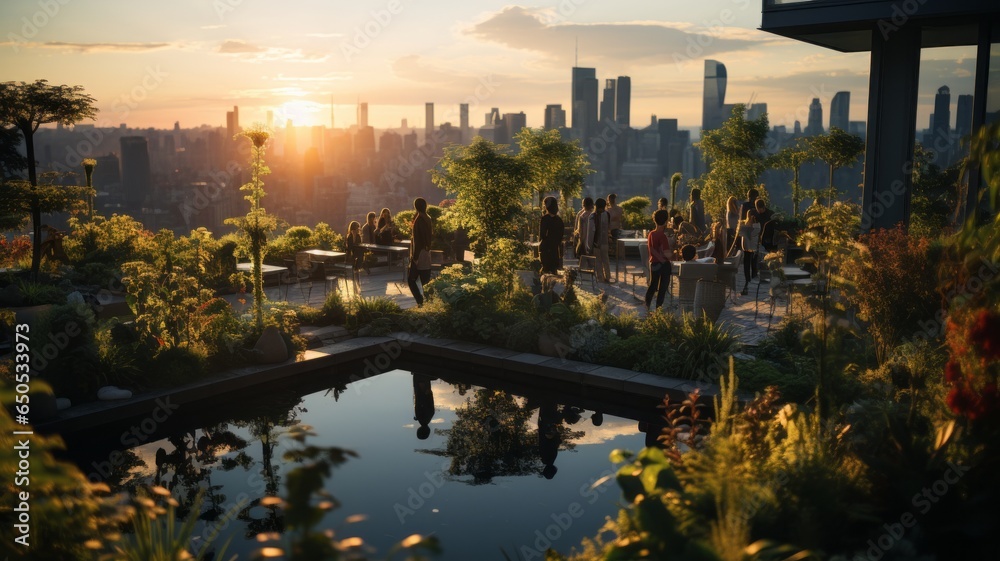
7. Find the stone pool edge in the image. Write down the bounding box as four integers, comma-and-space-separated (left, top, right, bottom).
37, 334, 728, 434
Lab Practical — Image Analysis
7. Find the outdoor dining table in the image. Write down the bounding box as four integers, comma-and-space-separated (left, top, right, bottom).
236, 262, 287, 292
299, 248, 346, 264
615, 237, 648, 282
360, 243, 410, 280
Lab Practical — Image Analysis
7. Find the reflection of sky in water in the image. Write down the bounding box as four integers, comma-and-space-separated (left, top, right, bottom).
72, 369, 649, 561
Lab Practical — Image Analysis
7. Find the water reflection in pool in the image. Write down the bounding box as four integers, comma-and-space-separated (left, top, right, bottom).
68, 369, 657, 560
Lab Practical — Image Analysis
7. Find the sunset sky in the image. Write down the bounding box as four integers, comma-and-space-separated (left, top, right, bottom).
1, 0, 977, 132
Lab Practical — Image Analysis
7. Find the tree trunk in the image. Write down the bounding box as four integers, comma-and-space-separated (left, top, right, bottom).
21, 124, 42, 281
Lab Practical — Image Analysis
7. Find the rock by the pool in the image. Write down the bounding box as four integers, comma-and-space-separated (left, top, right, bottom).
98, 386, 133, 400
254, 325, 289, 363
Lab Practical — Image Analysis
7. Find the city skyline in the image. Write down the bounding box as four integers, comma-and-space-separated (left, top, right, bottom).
0, 1, 977, 132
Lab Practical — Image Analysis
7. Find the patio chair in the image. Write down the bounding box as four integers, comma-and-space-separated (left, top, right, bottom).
281, 258, 314, 303
627, 243, 650, 299
576, 255, 597, 291
718, 249, 742, 302
324, 260, 359, 298
678, 262, 718, 314
696, 241, 714, 259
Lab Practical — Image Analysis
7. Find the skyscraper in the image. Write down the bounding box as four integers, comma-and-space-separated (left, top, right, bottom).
615, 76, 631, 127
600, 79, 616, 123
358, 102, 368, 128
830, 91, 850, 131
933, 86, 951, 141
459, 103, 469, 141
544, 104, 566, 129
702, 60, 728, 132
119, 136, 151, 208
571, 67, 598, 138
956, 94, 973, 140
504, 112, 527, 147
225, 105, 239, 139
805, 98, 824, 135
425, 103, 434, 140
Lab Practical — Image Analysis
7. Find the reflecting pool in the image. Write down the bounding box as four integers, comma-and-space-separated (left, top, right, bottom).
65, 367, 663, 560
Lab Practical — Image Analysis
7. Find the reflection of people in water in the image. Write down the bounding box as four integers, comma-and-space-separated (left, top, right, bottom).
637, 420, 664, 448
413, 374, 435, 440
591, 412, 604, 427
538, 402, 562, 479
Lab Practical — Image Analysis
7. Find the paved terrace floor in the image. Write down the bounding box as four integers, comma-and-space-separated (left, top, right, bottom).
227, 254, 801, 347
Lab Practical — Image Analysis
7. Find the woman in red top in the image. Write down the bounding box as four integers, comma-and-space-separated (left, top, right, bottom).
645, 209, 672, 310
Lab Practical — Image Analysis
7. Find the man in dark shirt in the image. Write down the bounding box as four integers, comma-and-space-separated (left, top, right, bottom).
408, 198, 433, 306
755, 199, 776, 250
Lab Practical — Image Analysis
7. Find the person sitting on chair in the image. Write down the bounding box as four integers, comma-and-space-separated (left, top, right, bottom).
680, 244, 697, 262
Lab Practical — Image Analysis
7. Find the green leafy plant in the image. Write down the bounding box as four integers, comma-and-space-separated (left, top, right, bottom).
224, 124, 277, 331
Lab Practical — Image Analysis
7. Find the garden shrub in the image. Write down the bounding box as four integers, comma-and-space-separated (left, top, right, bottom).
347, 296, 402, 333
734, 358, 815, 403
674, 312, 737, 381
34, 300, 102, 400
597, 334, 663, 370
424, 265, 511, 342
150, 344, 208, 387
569, 319, 615, 363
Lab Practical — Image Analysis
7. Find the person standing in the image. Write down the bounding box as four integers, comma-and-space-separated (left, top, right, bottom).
739, 188, 760, 228
539, 196, 564, 274
657, 197, 669, 212
738, 209, 761, 295
689, 188, 706, 235
407, 198, 433, 306
725, 196, 741, 254
361, 211, 377, 244
645, 209, 672, 310
586, 198, 612, 283
346, 220, 364, 272
376, 207, 396, 245
607, 193, 623, 240
573, 197, 594, 258
755, 199, 775, 251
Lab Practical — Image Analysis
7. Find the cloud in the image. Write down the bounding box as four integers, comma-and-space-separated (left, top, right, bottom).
0, 41, 173, 53
217, 40, 328, 63
200, 24, 227, 30
218, 40, 263, 53
306, 32, 343, 38
466, 6, 756, 63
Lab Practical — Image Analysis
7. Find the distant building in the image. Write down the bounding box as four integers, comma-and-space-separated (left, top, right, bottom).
702, 60, 728, 132
119, 136, 152, 209
747, 103, 768, 123
956, 94, 973, 141
358, 102, 369, 128
849, 121, 866, 139
571, 67, 598, 139
225, 105, 239, 138
794, 120, 802, 135
616, 76, 631, 127
425, 102, 434, 140
805, 98, 824, 135
830, 91, 850, 131
600, 79, 616, 124
932, 86, 951, 142
459, 103, 469, 141
544, 104, 566, 129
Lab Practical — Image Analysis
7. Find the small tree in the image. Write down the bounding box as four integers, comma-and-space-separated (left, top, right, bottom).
696, 104, 770, 220
515, 127, 592, 209
619, 196, 651, 229
0, 80, 97, 279
224, 125, 275, 331
431, 137, 531, 252
810, 127, 865, 206
669, 172, 682, 211
769, 138, 815, 219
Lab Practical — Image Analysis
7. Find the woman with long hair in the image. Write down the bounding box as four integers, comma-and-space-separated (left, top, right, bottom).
726, 196, 741, 255
376, 207, 395, 245
539, 196, 564, 274
346, 220, 363, 272
738, 209, 761, 295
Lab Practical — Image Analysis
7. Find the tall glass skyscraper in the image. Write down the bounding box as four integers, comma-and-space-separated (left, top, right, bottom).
571, 67, 598, 139
830, 91, 850, 132
702, 60, 727, 132
616, 76, 631, 127
932, 86, 951, 140
806, 98, 824, 135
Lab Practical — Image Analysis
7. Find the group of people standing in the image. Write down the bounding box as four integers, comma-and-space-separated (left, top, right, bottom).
343, 199, 434, 306
642, 187, 778, 310
539, 194, 627, 280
